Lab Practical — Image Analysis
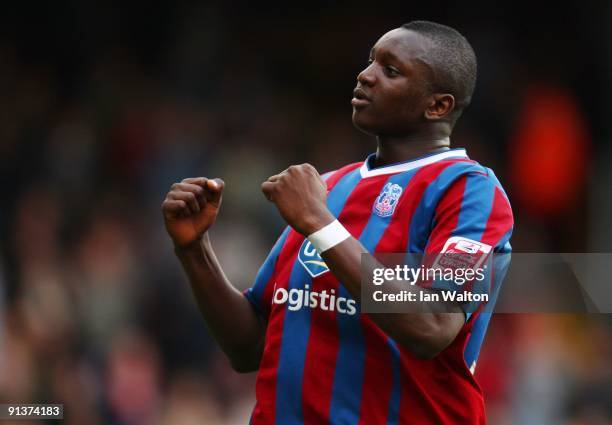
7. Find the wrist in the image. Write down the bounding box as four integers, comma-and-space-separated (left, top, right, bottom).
306, 219, 351, 253
174, 233, 208, 254
300, 209, 335, 236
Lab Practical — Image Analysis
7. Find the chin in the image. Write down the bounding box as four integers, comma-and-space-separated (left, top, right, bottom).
351, 110, 379, 136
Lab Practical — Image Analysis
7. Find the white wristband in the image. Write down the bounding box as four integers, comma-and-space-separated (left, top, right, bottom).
307, 220, 351, 253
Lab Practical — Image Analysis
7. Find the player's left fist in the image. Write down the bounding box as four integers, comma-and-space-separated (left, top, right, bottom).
261, 163, 335, 236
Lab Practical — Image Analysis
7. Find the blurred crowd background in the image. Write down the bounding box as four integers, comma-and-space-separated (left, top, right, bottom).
1, 1, 611, 424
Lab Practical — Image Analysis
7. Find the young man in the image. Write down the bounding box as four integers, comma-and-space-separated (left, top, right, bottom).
162, 21, 513, 424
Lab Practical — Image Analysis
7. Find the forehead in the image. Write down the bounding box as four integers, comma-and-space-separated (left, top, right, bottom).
371, 28, 433, 64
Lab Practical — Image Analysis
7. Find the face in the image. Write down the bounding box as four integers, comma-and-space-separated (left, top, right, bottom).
351, 28, 435, 136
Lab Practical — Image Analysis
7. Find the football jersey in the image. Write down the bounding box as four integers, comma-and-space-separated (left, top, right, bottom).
244, 148, 514, 425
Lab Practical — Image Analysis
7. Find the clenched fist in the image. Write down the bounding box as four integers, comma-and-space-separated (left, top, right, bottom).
261, 163, 334, 236
162, 177, 224, 248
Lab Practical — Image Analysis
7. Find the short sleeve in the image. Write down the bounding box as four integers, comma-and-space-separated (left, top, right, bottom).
424, 172, 514, 319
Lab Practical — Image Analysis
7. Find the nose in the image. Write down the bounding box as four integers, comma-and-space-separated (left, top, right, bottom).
357, 64, 376, 86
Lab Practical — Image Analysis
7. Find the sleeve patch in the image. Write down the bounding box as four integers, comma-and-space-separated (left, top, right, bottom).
432, 236, 492, 271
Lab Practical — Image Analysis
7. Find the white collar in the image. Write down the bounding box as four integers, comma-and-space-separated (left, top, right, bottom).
359, 146, 468, 178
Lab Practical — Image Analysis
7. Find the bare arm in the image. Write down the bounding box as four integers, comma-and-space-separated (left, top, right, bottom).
162, 178, 265, 372
261, 164, 464, 359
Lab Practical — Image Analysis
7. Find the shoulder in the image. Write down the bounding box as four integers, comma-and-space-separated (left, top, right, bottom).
320, 161, 364, 179
423, 158, 514, 228
395, 158, 493, 203
320, 161, 364, 188
437, 160, 514, 230
459, 161, 512, 206
430, 158, 510, 201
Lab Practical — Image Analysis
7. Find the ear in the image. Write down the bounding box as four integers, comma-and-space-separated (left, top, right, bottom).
424, 94, 455, 120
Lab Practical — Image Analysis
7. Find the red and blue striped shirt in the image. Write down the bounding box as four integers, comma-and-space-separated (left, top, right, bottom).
245, 148, 514, 425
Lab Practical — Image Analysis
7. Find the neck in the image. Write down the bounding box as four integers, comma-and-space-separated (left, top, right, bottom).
374, 132, 451, 167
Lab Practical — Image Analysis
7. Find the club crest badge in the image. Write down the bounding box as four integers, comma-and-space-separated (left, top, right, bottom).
373, 182, 403, 217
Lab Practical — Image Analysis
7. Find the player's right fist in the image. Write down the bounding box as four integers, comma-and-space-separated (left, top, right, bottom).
162, 177, 225, 248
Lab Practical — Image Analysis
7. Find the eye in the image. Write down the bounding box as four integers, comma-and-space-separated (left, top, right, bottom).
385, 66, 400, 77
367, 58, 374, 65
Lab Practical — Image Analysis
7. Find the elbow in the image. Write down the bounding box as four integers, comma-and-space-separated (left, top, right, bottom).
228, 345, 263, 373
395, 322, 457, 360
230, 358, 259, 374
393, 331, 448, 360
408, 342, 445, 360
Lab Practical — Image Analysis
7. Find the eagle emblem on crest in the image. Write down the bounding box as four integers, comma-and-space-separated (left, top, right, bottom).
373, 182, 403, 217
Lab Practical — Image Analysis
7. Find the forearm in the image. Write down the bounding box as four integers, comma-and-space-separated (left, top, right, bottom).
175, 233, 265, 372
321, 236, 464, 359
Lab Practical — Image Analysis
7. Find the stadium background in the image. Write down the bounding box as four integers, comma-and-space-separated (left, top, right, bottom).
1, 1, 611, 424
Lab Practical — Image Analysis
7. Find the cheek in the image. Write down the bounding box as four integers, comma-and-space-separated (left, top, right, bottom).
379, 89, 427, 133
397, 99, 422, 121
352, 83, 426, 134
391, 85, 426, 117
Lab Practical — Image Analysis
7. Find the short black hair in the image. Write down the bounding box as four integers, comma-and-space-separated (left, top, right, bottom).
401, 21, 477, 123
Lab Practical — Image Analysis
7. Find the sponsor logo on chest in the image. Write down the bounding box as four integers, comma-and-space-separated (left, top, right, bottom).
298, 240, 329, 277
